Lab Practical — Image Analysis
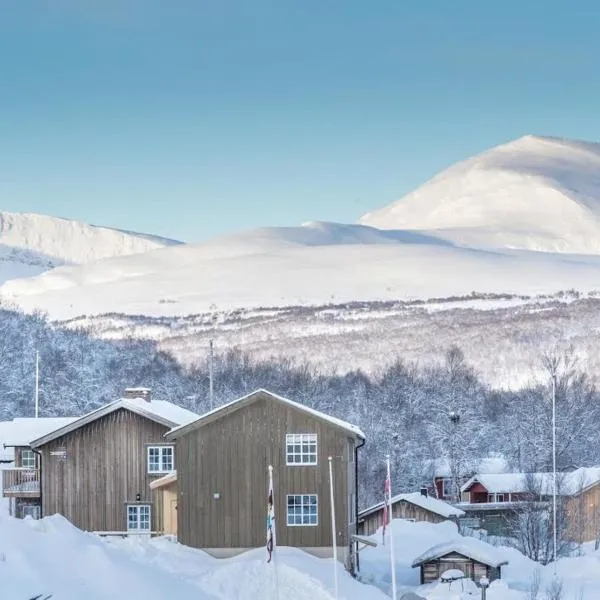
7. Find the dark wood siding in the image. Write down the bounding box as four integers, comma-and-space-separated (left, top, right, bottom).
176, 394, 355, 550
39, 408, 171, 532
419, 552, 502, 584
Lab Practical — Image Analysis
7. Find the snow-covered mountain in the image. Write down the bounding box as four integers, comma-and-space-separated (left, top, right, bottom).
360, 135, 600, 254
0, 211, 180, 285
4, 134, 600, 323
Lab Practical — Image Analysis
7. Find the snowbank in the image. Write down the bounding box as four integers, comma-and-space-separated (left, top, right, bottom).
0, 514, 387, 600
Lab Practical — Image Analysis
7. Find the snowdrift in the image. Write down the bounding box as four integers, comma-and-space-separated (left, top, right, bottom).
0, 514, 386, 600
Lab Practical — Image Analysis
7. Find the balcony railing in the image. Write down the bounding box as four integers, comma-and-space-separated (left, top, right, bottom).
2, 468, 40, 497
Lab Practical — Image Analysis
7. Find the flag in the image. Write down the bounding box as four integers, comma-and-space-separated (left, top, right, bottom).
382, 470, 391, 546
266, 465, 275, 563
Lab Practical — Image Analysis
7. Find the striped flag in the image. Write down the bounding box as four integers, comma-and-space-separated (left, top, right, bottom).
266, 465, 275, 563
382, 469, 391, 546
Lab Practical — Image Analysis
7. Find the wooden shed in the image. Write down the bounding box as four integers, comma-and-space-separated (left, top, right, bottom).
411, 540, 508, 585
358, 490, 464, 536
150, 471, 178, 536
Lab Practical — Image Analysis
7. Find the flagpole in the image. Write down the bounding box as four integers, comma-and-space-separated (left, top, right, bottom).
328, 457, 339, 600
267, 465, 280, 600
386, 455, 397, 600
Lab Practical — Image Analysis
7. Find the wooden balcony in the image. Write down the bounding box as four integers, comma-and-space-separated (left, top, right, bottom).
2, 468, 40, 497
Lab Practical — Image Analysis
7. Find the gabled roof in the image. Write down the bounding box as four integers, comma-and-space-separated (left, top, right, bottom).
165, 388, 365, 440
30, 397, 199, 448
359, 492, 464, 520
411, 539, 508, 568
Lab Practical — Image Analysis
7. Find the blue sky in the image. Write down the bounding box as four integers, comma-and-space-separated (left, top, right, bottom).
1, 1, 599, 242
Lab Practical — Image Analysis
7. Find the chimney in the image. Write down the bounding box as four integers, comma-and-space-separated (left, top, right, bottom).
420, 487, 428, 497
124, 387, 151, 402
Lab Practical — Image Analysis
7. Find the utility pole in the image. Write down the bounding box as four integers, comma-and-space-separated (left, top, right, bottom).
35, 350, 39, 418
208, 339, 214, 410
552, 372, 557, 571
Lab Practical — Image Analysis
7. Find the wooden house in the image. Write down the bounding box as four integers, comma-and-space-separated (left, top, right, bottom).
358, 489, 464, 536
411, 540, 508, 585
0, 417, 77, 519
562, 468, 600, 544
164, 388, 365, 570
29, 388, 198, 534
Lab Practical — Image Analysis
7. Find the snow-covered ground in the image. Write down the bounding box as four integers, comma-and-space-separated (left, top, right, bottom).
0, 514, 386, 600
359, 519, 600, 599
3, 513, 600, 599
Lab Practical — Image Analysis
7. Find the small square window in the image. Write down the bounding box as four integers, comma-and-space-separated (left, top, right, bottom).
20, 450, 36, 469
127, 504, 151, 532
287, 494, 318, 526
286, 434, 317, 465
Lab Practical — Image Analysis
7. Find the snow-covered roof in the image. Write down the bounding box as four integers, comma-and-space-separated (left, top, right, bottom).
461, 468, 600, 497
359, 492, 464, 520
166, 388, 365, 440
0, 418, 78, 457
411, 539, 508, 568
30, 397, 199, 448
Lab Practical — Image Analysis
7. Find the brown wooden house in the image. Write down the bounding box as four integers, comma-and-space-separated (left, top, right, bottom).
411, 540, 508, 585
562, 467, 600, 544
1, 417, 77, 519
164, 388, 365, 570
358, 490, 464, 536
29, 388, 198, 534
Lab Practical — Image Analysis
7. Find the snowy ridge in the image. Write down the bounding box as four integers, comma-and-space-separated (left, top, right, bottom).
360, 135, 600, 254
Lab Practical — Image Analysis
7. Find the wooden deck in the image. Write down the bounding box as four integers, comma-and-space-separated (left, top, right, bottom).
2, 468, 40, 498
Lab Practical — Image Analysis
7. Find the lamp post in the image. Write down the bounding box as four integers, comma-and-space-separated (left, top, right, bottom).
479, 576, 489, 600
449, 411, 460, 503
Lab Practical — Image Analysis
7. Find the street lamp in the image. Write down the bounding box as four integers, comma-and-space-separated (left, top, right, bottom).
479, 576, 489, 600
551, 373, 557, 572
449, 412, 460, 502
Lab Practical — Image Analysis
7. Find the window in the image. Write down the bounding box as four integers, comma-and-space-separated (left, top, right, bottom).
286, 434, 317, 465
20, 450, 36, 469
441, 478, 453, 498
287, 494, 318, 526
147, 446, 174, 474
127, 505, 151, 532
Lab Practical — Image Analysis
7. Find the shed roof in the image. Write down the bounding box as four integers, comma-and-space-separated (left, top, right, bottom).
149, 471, 177, 490
30, 397, 198, 448
411, 539, 508, 568
165, 388, 365, 440
359, 492, 464, 520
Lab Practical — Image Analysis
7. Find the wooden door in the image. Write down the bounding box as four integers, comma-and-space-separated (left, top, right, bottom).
165, 497, 178, 536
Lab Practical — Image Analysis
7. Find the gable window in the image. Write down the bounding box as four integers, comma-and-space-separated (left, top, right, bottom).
147, 446, 174, 474
286, 434, 317, 465
20, 450, 36, 469
127, 504, 151, 532
287, 494, 318, 526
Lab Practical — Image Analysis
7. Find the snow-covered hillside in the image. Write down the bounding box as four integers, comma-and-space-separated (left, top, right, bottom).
360, 135, 600, 254
0, 211, 179, 286
5, 220, 600, 320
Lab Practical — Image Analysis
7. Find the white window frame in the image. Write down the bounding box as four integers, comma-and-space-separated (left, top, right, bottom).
127, 504, 151, 532
285, 434, 317, 466
147, 445, 174, 474
20, 449, 36, 469
286, 494, 318, 527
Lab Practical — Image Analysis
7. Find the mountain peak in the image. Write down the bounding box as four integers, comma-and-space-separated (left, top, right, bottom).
360, 135, 600, 254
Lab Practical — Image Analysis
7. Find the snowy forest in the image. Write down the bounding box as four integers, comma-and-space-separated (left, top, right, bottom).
1, 306, 598, 508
